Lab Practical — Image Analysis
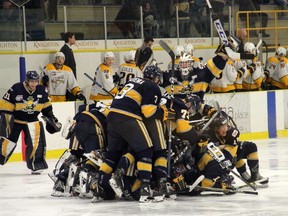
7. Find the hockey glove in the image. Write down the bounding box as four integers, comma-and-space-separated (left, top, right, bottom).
247, 63, 256, 74
42, 75, 49, 87
76, 92, 86, 102
237, 67, 246, 78
113, 73, 120, 83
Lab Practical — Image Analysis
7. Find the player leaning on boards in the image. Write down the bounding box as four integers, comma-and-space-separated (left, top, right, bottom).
42, 52, 86, 103
0, 71, 61, 174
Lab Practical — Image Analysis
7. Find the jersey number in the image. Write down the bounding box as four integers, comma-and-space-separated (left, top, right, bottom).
115, 83, 134, 99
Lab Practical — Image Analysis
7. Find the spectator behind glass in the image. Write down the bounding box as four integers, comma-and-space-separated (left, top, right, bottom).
48, 0, 58, 22
274, 0, 287, 19
142, 1, 159, 37
239, 0, 270, 37
114, 1, 141, 39
0, 0, 18, 21
174, 0, 190, 37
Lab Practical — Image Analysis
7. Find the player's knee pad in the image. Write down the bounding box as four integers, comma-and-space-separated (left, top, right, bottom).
24, 121, 48, 171
0, 113, 14, 137
0, 136, 16, 165
136, 148, 153, 181
153, 150, 168, 178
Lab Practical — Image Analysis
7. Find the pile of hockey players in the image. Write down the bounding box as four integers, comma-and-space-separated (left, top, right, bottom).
49, 40, 272, 203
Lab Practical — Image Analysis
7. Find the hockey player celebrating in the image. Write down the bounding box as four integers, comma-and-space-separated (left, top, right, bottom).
0, 71, 61, 174
43, 52, 86, 102
97, 64, 168, 202
90, 52, 118, 101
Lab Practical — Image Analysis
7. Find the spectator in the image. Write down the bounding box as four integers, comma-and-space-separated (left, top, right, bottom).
239, 0, 270, 37
174, 0, 190, 37
141, 1, 159, 37
114, 1, 140, 38
0, 0, 18, 22
237, 28, 248, 53
48, 0, 58, 22
274, 0, 287, 19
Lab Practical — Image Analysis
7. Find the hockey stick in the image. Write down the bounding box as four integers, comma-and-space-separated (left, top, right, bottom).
195, 186, 258, 195
84, 73, 114, 98
159, 40, 175, 179
199, 91, 236, 133
205, 0, 254, 60
174, 92, 236, 164
207, 142, 257, 191
188, 175, 205, 192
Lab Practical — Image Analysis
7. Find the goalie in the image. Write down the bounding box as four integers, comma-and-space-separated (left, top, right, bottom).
0, 71, 61, 174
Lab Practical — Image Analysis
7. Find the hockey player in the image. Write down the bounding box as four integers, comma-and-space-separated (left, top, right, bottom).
90, 52, 118, 101
98, 64, 168, 202
183, 43, 202, 69
263, 47, 286, 90
42, 52, 86, 102
0, 71, 61, 174
162, 46, 228, 100
204, 113, 269, 186
269, 47, 288, 89
167, 45, 184, 72
242, 42, 265, 91
51, 101, 109, 197
114, 50, 142, 90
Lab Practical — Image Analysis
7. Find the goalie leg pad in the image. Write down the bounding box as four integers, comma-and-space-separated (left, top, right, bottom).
24, 121, 48, 171
0, 136, 16, 165
0, 113, 14, 137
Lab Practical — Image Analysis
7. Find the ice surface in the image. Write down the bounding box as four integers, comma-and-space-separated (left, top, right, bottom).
1, 138, 288, 216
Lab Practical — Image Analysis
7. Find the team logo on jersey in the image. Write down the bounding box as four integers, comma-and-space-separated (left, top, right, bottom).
51, 75, 65, 90
15, 95, 23, 101
22, 96, 39, 114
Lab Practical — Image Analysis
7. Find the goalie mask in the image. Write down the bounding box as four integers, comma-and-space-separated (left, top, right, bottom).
228, 35, 240, 52
179, 54, 192, 80
42, 116, 62, 134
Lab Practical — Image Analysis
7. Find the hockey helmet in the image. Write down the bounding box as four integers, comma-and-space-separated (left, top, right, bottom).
26, 71, 39, 81
185, 94, 202, 114
276, 47, 286, 57
54, 52, 65, 61
244, 42, 255, 54
143, 65, 163, 84
124, 50, 136, 63
210, 113, 228, 131
42, 116, 62, 134
184, 43, 194, 56
104, 52, 115, 59
174, 45, 184, 57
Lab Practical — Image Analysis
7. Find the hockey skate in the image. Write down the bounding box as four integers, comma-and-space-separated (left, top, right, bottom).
31, 169, 45, 175
139, 185, 163, 203
89, 174, 104, 203
109, 169, 124, 198
250, 173, 269, 186
51, 179, 65, 197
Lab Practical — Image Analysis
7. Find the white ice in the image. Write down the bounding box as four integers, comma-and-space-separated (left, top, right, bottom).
1, 138, 288, 216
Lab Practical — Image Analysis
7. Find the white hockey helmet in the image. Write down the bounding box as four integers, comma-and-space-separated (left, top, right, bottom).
104, 51, 115, 60
124, 50, 136, 63
244, 42, 255, 54
54, 52, 65, 61
184, 43, 194, 55
276, 47, 286, 56
174, 45, 184, 57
